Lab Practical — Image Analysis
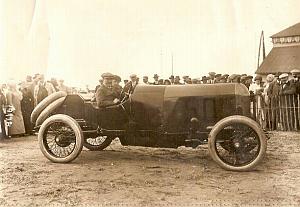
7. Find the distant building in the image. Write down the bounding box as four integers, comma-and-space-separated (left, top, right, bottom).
256, 22, 300, 77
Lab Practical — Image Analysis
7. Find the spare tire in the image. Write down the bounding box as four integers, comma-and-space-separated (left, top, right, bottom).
31, 91, 67, 124
35, 97, 66, 127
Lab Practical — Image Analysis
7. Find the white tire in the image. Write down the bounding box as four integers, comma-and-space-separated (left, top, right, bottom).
35, 97, 66, 127
31, 91, 67, 124
208, 115, 267, 171
38, 114, 83, 163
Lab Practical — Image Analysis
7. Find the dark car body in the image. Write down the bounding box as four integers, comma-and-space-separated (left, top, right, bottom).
56, 83, 250, 148
38, 82, 267, 171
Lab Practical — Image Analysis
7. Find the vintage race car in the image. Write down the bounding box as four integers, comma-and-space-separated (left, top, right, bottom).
32, 83, 267, 171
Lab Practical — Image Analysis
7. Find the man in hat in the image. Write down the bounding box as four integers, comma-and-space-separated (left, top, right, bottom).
142, 76, 150, 85
96, 73, 120, 108
191, 78, 199, 84
158, 79, 164, 85
33, 74, 56, 106
232, 74, 241, 83
243, 75, 253, 89
222, 74, 229, 79
228, 74, 237, 83
50, 78, 59, 92
182, 76, 189, 84
28, 74, 40, 98
266, 74, 281, 130
122, 74, 139, 96
24, 75, 33, 88
153, 74, 159, 85
214, 74, 222, 83
169, 75, 175, 85
289, 69, 300, 129
174, 76, 182, 85
290, 69, 300, 94
201, 76, 209, 84
219, 76, 227, 83
279, 73, 296, 95
208, 72, 216, 84
20, 78, 34, 135
249, 75, 263, 93
112, 75, 122, 97
249, 75, 265, 126
278, 73, 297, 129
186, 77, 192, 84
57, 79, 70, 94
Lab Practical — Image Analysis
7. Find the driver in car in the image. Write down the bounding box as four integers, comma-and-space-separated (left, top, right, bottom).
112, 75, 123, 97
96, 73, 120, 108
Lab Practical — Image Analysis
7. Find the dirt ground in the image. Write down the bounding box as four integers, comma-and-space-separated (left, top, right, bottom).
0, 131, 300, 207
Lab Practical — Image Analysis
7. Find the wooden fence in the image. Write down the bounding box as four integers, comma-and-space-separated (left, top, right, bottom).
251, 94, 300, 131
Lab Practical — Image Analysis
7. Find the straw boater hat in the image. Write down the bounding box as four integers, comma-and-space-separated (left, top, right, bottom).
290, 69, 300, 74
279, 73, 289, 79
266, 74, 275, 82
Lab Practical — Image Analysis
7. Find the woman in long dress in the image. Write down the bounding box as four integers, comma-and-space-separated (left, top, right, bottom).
6, 81, 25, 136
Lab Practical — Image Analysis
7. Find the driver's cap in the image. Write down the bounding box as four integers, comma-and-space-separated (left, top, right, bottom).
101, 72, 114, 79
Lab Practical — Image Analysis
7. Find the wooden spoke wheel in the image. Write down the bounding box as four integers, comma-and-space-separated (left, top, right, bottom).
38, 114, 84, 163
208, 115, 267, 171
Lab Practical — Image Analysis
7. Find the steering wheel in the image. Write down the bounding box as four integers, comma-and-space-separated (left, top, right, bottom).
120, 91, 130, 103
120, 85, 134, 103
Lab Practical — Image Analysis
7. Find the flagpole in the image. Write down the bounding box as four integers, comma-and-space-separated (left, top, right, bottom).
171, 52, 174, 76
257, 30, 265, 69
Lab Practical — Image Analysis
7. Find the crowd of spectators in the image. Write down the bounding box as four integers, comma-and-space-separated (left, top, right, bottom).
0, 74, 71, 140
1, 69, 300, 140
92, 69, 300, 131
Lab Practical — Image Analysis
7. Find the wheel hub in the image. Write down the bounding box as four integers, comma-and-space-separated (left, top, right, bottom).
234, 142, 240, 148
55, 135, 72, 147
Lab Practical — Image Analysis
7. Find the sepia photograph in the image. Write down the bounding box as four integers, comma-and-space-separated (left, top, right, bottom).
0, 0, 300, 206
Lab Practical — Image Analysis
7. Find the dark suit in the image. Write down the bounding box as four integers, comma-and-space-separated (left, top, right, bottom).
266, 80, 281, 130
95, 85, 117, 108
21, 87, 34, 134
123, 81, 137, 94
289, 79, 300, 94
279, 81, 297, 130
279, 82, 296, 95
113, 85, 122, 98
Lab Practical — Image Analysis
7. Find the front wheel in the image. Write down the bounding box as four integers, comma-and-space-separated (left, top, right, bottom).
208, 115, 267, 171
83, 136, 113, 151
38, 114, 84, 163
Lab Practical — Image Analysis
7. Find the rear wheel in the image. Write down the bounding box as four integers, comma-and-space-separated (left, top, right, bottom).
38, 114, 83, 163
208, 115, 267, 171
83, 136, 113, 151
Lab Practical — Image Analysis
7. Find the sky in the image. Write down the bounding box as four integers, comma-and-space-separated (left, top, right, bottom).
1, 0, 300, 87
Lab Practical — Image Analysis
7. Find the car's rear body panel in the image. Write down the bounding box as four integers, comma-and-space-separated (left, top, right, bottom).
132, 83, 250, 133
